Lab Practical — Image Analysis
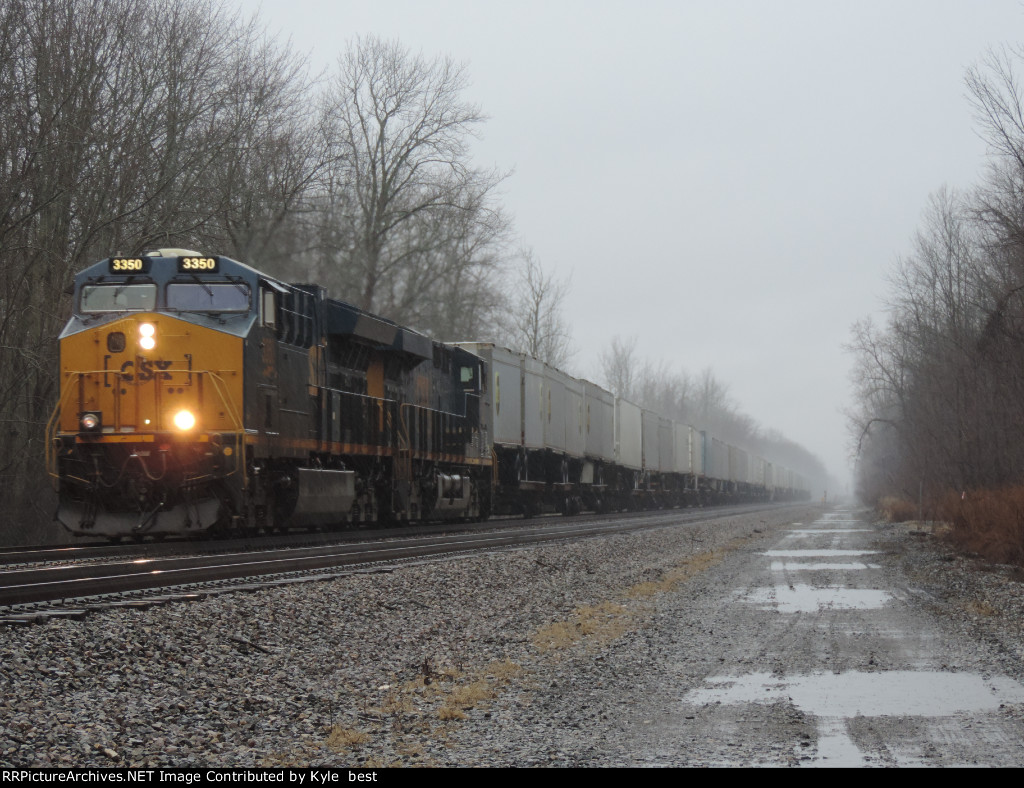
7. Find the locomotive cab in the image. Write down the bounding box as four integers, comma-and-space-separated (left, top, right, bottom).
49, 249, 256, 538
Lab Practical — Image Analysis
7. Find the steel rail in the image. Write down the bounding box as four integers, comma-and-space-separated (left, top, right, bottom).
0, 502, 802, 606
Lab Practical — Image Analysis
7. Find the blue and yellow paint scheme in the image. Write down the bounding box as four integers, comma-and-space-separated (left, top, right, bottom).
48, 249, 492, 539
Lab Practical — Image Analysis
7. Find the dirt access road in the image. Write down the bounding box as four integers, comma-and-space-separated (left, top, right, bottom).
611, 506, 1024, 766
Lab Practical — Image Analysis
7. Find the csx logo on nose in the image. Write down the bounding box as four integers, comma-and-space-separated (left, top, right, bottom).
119, 359, 173, 382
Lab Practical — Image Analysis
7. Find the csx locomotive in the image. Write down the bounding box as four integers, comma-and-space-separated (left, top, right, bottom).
47, 249, 808, 540
48, 250, 491, 539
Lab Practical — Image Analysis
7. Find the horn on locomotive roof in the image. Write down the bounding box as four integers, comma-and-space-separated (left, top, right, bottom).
142, 248, 205, 257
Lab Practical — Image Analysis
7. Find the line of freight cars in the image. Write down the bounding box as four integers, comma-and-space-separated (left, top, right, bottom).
49, 249, 809, 540
458, 343, 809, 517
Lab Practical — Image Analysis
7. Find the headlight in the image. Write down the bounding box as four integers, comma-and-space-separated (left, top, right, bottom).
139, 322, 156, 350
172, 410, 196, 430
80, 412, 101, 432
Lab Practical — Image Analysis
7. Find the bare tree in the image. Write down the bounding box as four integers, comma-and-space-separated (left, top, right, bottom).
503, 249, 574, 368
599, 335, 639, 400
842, 48, 1024, 506
634, 358, 688, 419
202, 24, 329, 269
847, 185, 1012, 504
314, 36, 510, 336
692, 367, 735, 431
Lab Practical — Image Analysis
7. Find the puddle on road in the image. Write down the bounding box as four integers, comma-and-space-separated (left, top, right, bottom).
770, 561, 880, 571
687, 670, 1024, 715
766, 550, 879, 558
746, 584, 892, 612
684, 670, 1024, 766
685, 508, 1021, 764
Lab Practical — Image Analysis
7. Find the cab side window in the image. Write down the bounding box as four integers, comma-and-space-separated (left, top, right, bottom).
261, 289, 276, 329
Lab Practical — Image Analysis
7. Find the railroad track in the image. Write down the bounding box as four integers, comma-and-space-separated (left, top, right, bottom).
0, 502, 800, 622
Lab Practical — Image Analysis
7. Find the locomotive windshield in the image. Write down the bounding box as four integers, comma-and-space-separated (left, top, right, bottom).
80, 283, 157, 313
166, 282, 250, 312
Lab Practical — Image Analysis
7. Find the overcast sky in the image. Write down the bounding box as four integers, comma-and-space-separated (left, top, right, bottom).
236, 0, 1024, 491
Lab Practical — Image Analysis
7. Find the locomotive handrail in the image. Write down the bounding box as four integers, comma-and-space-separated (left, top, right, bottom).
397, 400, 490, 464
45, 374, 86, 485
198, 370, 248, 488
46, 368, 247, 487
396, 404, 412, 483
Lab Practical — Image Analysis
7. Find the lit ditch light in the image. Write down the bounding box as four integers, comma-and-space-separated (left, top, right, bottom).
80, 412, 101, 432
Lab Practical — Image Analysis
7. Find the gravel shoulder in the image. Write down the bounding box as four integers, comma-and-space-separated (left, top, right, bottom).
3, 504, 1023, 767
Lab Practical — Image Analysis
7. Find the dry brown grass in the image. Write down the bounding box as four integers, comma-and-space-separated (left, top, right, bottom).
326, 726, 371, 751
624, 551, 722, 599
532, 537, 754, 654
396, 659, 523, 722
368, 691, 416, 718
532, 601, 632, 653
436, 705, 468, 721
938, 486, 1024, 566
485, 658, 523, 682
311, 529, 767, 757
964, 599, 999, 617
403, 665, 462, 695
398, 659, 522, 722
626, 580, 664, 598
447, 680, 494, 707
880, 496, 919, 523
435, 679, 495, 720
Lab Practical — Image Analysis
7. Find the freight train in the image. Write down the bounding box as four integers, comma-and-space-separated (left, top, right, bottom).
47, 249, 809, 540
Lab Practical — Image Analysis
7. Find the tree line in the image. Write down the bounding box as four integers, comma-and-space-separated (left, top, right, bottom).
849, 46, 1024, 517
